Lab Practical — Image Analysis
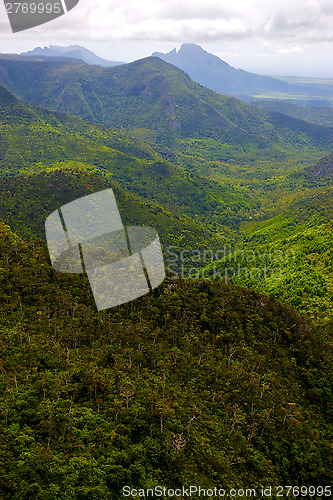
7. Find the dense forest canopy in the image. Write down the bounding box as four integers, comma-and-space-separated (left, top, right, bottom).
0, 222, 332, 498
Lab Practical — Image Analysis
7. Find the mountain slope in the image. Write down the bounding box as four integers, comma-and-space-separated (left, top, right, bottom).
0, 56, 332, 151
203, 182, 333, 324
152, 43, 330, 101
0, 84, 257, 232
0, 223, 332, 497
303, 153, 333, 179
0, 168, 221, 256
252, 100, 333, 128
153, 43, 295, 97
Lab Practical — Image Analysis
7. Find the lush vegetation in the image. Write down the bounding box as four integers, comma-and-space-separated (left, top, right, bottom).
0, 169, 222, 259
1, 74, 333, 326
0, 84, 258, 233
0, 57, 332, 152
203, 187, 333, 325
0, 222, 332, 499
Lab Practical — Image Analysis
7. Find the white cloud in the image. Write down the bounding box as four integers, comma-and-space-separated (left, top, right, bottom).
1, 0, 333, 43
277, 46, 304, 55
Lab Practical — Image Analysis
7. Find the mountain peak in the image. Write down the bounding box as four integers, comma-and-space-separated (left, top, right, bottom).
152, 43, 230, 72
178, 43, 206, 52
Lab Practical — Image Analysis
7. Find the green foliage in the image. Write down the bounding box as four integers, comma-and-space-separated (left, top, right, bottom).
1, 58, 332, 151
0, 169, 221, 257
0, 57, 333, 498
0, 85, 258, 233
0, 223, 332, 498
204, 189, 333, 325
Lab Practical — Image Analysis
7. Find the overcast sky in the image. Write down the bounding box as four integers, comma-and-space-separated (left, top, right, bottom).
0, 0, 332, 77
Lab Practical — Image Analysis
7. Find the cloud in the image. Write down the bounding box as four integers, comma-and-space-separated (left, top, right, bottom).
84, 0, 333, 44
277, 46, 304, 55
1, 0, 333, 75
2, 0, 332, 44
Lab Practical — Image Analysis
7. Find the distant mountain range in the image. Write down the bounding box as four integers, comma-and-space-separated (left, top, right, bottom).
153, 43, 291, 97
152, 43, 332, 101
2, 43, 331, 104
20, 44, 124, 67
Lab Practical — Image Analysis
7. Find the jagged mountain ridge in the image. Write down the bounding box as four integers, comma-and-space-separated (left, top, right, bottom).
152, 43, 328, 99
20, 44, 124, 67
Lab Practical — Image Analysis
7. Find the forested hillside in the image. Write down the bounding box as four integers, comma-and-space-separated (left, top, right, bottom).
0, 222, 332, 499
0, 84, 256, 232
204, 185, 333, 325
0, 169, 221, 256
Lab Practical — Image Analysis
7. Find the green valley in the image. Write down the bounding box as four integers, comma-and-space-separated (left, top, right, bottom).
0, 84, 256, 235
203, 181, 333, 325
0, 56, 332, 325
